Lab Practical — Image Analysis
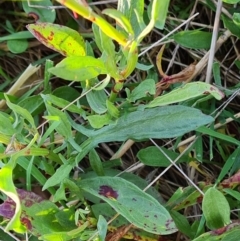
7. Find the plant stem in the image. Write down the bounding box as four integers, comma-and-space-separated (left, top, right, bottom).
56, 0, 128, 46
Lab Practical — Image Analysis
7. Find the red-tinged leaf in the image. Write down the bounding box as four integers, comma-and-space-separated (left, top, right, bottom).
0, 189, 44, 230
202, 187, 230, 230
221, 170, 240, 188
193, 220, 240, 241
26, 23, 85, 57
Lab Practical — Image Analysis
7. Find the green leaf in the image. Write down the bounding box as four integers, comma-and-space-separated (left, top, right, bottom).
86, 89, 107, 114
166, 186, 200, 211
103, 9, 134, 35
233, 13, 240, 27
213, 62, 221, 86
196, 135, 204, 162
0, 164, 26, 233
89, 149, 105, 176
173, 30, 212, 49
22, 0, 56, 23
92, 203, 128, 227
17, 157, 56, 196
0, 228, 16, 241
79, 176, 177, 234
48, 56, 107, 81
216, 147, 240, 183
101, 51, 120, 79
97, 215, 108, 241
224, 188, 240, 201
92, 23, 104, 53
147, 82, 224, 108
45, 104, 72, 139
52, 86, 80, 102
196, 126, 240, 146
118, 0, 145, 36
148, 0, 170, 29
0, 112, 15, 135
87, 114, 112, 129
193, 225, 240, 241
26, 23, 85, 57
235, 59, 240, 70
26, 201, 65, 235
136, 62, 154, 71
7, 39, 28, 53
170, 210, 194, 239
137, 146, 189, 167
222, 0, 240, 3
222, 15, 240, 38
202, 187, 230, 230
53, 182, 67, 202
93, 203, 162, 240
43, 163, 73, 190
93, 24, 119, 79
92, 105, 213, 143
0, 31, 33, 42
106, 99, 119, 118
18, 95, 44, 115
41, 94, 84, 115
80, 170, 163, 203
6, 97, 37, 131
127, 79, 155, 102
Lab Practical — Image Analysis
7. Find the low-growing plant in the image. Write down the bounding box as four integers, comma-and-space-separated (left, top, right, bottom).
0, 0, 240, 240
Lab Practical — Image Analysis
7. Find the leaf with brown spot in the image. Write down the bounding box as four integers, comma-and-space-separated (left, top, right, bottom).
27, 23, 85, 57
78, 176, 177, 235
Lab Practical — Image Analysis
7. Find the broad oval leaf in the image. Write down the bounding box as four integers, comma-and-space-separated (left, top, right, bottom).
7, 39, 28, 54
137, 146, 189, 167
92, 105, 214, 143
173, 30, 212, 49
202, 187, 231, 230
79, 176, 177, 234
26, 23, 85, 56
48, 56, 107, 81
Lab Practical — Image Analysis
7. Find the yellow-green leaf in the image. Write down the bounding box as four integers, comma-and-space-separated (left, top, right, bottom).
26, 23, 85, 57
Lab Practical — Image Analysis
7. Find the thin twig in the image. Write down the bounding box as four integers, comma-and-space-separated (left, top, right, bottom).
205, 0, 222, 83
187, 29, 232, 82
139, 13, 199, 57
0, 64, 40, 109
144, 139, 205, 196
